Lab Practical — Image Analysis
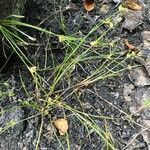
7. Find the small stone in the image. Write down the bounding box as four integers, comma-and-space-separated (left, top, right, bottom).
129, 67, 150, 86
129, 105, 140, 116
66, 2, 77, 10
123, 84, 134, 102
142, 31, 150, 50
148, 10, 150, 22
122, 9, 144, 32
141, 130, 150, 149
133, 31, 150, 76
141, 119, 150, 128
134, 87, 150, 106
142, 31, 150, 41
113, 0, 122, 3
111, 92, 119, 98
100, 5, 110, 14
127, 137, 145, 149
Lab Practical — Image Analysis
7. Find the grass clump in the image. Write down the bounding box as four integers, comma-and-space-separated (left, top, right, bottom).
0, 6, 146, 150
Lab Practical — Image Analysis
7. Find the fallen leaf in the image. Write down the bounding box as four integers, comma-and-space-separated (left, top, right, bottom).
84, 0, 96, 12
124, 39, 136, 50
123, 0, 142, 10
54, 118, 68, 135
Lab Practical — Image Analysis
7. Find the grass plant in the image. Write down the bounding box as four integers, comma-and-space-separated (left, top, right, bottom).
0, 4, 148, 150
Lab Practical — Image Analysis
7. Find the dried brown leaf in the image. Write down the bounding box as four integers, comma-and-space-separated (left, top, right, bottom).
54, 118, 68, 135
123, 0, 142, 10
84, 0, 96, 12
124, 39, 136, 50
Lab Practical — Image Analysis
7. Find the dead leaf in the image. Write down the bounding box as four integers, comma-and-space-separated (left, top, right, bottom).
123, 0, 142, 10
124, 39, 136, 50
84, 0, 96, 12
54, 118, 68, 135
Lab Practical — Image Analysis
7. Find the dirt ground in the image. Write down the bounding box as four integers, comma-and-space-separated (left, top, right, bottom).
0, 0, 150, 150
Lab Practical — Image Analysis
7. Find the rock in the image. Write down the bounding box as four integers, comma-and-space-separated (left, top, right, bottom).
142, 31, 150, 50
129, 105, 140, 116
123, 85, 150, 124
123, 84, 134, 102
122, 9, 144, 32
132, 87, 150, 114
124, 30, 150, 149
100, 5, 110, 14
138, 119, 150, 149
128, 67, 150, 86
124, 84, 150, 147
142, 31, 150, 41
26, 130, 34, 142
111, 92, 119, 98
149, 10, 150, 22
113, 0, 122, 4
134, 31, 150, 76
0, 104, 24, 149
144, 0, 150, 22
141, 130, 150, 149
126, 136, 146, 150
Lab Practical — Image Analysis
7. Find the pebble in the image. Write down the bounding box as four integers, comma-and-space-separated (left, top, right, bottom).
128, 67, 150, 86
113, 0, 122, 4
100, 5, 110, 14
122, 10, 144, 32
